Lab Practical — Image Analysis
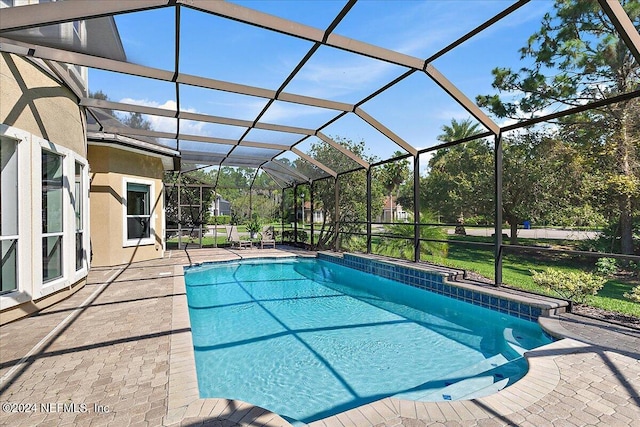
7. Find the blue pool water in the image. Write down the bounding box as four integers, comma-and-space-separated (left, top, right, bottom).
184, 257, 552, 424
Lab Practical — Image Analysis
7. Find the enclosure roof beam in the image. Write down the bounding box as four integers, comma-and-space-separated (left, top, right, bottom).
81, 97, 318, 135
180, 0, 424, 69
291, 148, 337, 178
180, 152, 225, 163
0, 37, 174, 80
316, 132, 370, 169
264, 161, 312, 183
424, 1, 531, 64
276, 92, 353, 112
354, 107, 417, 156
264, 167, 307, 185
239, 140, 291, 151
264, 162, 310, 182
0, 38, 354, 113
81, 98, 177, 119
100, 126, 290, 151
261, 170, 287, 189
103, 127, 176, 140
597, 0, 640, 66
182, 111, 251, 129
261, 167, 297, 186
231, 1, 357, 176
44, 60, 85, 100
500, 89, 640, 133
2, 0, 501, 138
255, 122, 315, 136
182, 151, 273, 163
424, 64, 500, 135
225, 153, 281, 163
0, 0, 169, 33
180, 164, 210, 174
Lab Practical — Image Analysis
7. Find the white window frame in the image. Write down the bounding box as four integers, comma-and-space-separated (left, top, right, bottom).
122, 177, 155, 247
0, 127, 31, 308
0, 134, 20, 295
37, 137, 90, 295
1, 125, 90, 310
41, 148, 65, 285
72, 158, 89, 279
74, 161, 83, 271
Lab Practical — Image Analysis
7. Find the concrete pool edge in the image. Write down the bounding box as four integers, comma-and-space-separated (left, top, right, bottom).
166, 251, 579, 426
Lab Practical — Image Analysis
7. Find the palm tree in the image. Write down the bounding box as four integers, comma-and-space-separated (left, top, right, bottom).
437, 118, 483, 143
380, 150, 410, 222
433, 118, 484, 227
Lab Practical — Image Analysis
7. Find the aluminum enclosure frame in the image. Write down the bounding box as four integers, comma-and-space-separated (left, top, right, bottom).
1, 0, 639, 284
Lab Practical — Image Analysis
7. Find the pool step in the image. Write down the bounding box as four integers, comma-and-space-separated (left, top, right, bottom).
395, 353, 513, 401
457, 377, 510, 400
417, 374, 499, 401
503, 327, 539, 356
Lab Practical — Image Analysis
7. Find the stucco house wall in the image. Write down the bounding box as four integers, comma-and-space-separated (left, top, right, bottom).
0, 53, 89, 325
88, 145, 165, 267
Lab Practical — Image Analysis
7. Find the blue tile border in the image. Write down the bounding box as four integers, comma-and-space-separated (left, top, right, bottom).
318, 252, 550, 323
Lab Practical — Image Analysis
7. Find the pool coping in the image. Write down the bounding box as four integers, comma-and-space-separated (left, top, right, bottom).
165, 251, 584, 426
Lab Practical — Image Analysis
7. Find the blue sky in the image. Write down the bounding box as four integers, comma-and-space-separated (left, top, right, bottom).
88, 0, 554, 163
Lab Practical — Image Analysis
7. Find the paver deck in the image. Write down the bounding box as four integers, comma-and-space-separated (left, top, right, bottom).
1, 248, 638, 426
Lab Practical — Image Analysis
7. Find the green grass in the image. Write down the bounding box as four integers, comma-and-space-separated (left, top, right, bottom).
166, 235, 230, 247
423, 237, 640, 318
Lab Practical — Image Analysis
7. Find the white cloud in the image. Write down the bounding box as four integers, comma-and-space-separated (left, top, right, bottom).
259, 101, 334, 124
288, 56, 399, 101
498, 104, 561, 135
119, 98, 176, 111
118, 98, 232, 137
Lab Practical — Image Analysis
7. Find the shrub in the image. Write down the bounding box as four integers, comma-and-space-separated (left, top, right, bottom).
595, 257, 618, 277
623, 286, 640, 303
627, 261, 640, 278
246, 218, 261, 235
530, 269, 606, 304
282, 230, 308, 242
464, 215, 492, 226
340, 235, 367, 253
208, 215, 231, 225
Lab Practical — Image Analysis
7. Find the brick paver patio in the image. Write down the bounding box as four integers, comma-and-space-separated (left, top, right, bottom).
1, 248, 638, 426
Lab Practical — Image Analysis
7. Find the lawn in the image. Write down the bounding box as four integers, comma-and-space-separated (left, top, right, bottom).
166, 235, 230, 248
424, 236, 640, 318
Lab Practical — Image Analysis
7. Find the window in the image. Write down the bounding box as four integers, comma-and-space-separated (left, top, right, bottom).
1, 126, 91, 310
74, 162, 84, 271
42, 150, 63, 283
125, 181, 153, 243
1, 137, 18, 293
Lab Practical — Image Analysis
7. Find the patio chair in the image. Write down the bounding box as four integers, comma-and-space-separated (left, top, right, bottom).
260, 225, 276, 249
227, 225, 252, 249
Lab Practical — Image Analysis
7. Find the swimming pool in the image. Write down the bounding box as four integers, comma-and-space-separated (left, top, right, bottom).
184, 257, 553, 424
